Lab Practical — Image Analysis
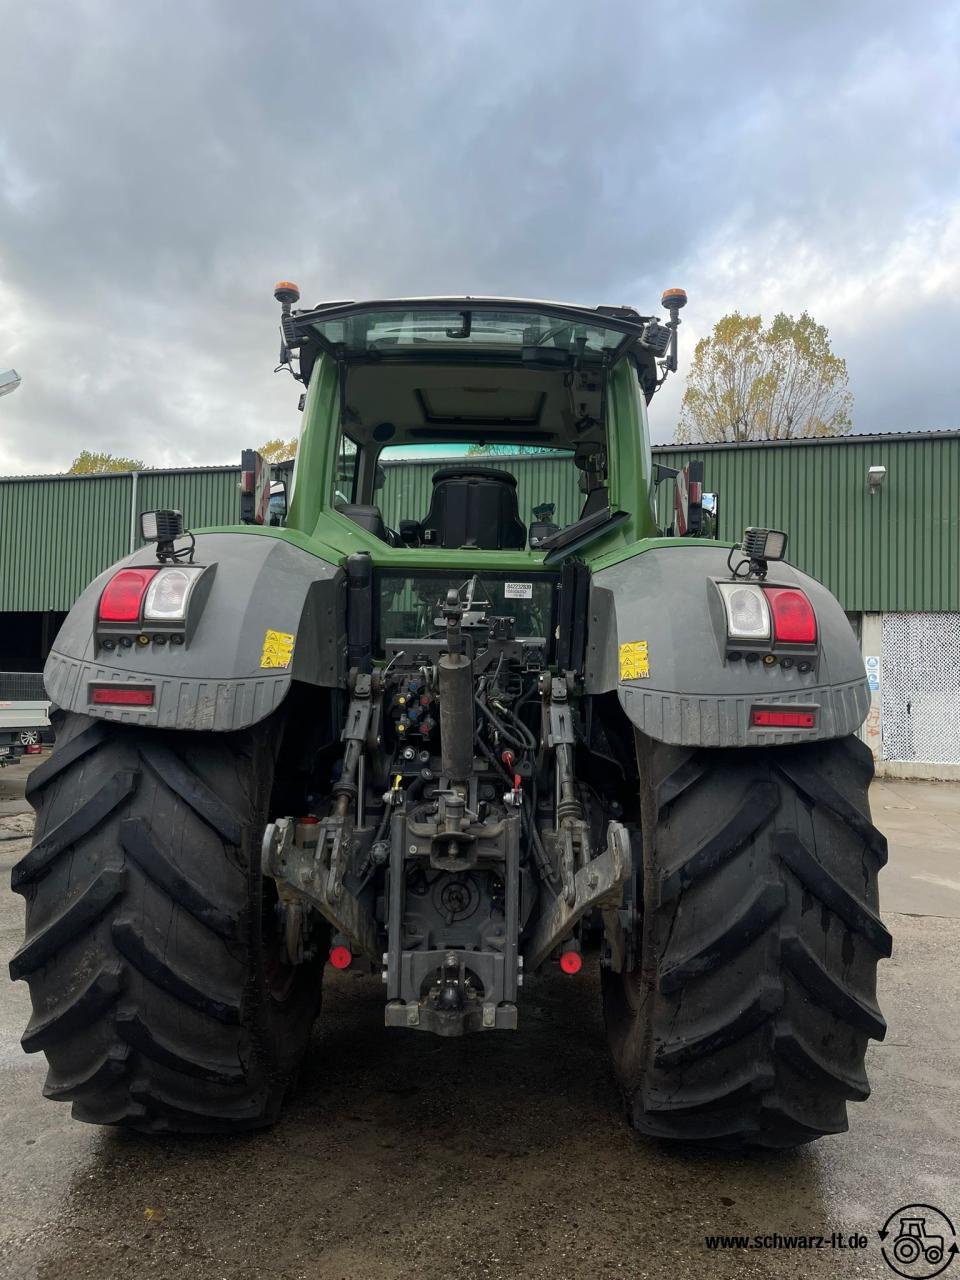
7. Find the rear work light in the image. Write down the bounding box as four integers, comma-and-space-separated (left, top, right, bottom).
751, 707, 817, 728
762, 587, 817, 644
742, 527, 788, 563
98, 568, 158, 622
90, 685, 155, 707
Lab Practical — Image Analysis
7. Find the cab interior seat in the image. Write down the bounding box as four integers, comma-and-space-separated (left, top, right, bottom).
335, 502, 399, 546
419, 466, 526, 550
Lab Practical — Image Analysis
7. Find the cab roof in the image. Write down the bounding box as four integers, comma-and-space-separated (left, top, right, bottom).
285, 296, 657, 365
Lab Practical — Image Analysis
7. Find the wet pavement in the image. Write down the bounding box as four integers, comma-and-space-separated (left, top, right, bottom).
1, 757, 958, 1280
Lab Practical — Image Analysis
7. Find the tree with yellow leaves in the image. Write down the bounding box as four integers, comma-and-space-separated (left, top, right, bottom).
676, 312, 853, 443
256, 438, 299, 463
68, 450, 146, 474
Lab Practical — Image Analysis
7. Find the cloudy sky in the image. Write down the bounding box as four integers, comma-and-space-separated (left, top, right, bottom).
1, 0, 958, 473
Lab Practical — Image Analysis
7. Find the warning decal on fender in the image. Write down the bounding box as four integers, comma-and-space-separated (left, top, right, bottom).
619, 641, 650, 681
260, 629, 295, 669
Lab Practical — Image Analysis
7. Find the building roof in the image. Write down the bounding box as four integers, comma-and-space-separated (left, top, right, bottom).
650, 429, 960, 451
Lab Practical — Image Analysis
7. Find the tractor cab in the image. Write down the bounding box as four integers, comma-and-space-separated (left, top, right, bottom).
273, 294, 685, 565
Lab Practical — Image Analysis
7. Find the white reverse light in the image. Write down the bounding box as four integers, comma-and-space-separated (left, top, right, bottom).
718, 582, 771, 640
143, 566, 204, 621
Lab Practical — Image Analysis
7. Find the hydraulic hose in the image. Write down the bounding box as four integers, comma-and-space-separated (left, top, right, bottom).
476, 696, 535, 752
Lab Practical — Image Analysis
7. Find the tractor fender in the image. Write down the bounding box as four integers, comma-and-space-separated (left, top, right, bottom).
585, 544, 869, 748
44, 532, 345, 732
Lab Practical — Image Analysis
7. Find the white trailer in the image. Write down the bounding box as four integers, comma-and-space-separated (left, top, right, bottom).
0, 673, 50, 764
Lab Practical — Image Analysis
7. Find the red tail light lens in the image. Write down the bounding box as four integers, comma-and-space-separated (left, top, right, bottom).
762, 587, 817, 644
751, 708, 817, 728
328, 945, 353, 970
98, 569, 158, 622
90, 685, 155, 706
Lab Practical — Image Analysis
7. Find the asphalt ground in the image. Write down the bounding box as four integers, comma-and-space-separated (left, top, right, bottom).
1, 754, 958, 1280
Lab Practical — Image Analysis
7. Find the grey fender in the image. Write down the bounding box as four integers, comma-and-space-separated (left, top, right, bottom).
585, 545, 869, 747
44, 532, 345, 731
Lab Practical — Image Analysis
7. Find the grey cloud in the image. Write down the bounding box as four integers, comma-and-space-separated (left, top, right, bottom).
0, 0, 957, 470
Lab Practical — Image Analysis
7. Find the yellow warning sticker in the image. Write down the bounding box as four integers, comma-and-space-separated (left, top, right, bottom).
260, 629, 295, 669
619, 641, 650, 681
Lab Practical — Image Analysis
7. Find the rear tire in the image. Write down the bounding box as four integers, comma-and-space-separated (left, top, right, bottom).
10, 710, 325, 1133
602, 733, 891, 1148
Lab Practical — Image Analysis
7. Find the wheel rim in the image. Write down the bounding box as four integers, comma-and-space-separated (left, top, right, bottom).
19, 730, 39, 746
894, 1239, 920, 1264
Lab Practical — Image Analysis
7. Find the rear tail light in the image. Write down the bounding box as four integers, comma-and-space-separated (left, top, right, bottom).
717, 583, 771, 640
751, 707, 817, 728
762, 587, 817, 644
98, 569, 158, 622
90, 685, 155, 707
559, 948, 583, 975
143, 566, 204, 621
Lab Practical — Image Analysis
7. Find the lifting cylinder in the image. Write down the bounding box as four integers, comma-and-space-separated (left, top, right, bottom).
438, 588, 475, 782
438, 651, 474, 782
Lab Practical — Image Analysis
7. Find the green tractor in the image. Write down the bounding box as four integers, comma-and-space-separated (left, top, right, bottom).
10, 287, 891, 1146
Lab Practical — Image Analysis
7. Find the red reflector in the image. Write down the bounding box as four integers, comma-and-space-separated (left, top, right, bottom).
329, 945, 353, 970
751, 708, 817, 728
559, 949, 583, 975
762, 587, 817, 644
98, 568, 158, 622
91, 685, 155, 707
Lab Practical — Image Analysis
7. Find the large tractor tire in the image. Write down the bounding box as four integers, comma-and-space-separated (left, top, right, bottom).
603, 733, 891, 1148
10, 710, 325, 1133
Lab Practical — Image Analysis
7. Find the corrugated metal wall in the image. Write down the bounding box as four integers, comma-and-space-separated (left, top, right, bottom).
0, 474, 128, 611
1, 435, 958, 613
0, 468, 242, 611
655, 434, 960, 612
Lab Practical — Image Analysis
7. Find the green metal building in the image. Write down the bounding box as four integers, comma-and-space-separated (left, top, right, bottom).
2, 430, 958, 768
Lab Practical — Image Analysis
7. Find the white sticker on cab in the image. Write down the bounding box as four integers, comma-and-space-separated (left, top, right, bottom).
504, 582, 533, 600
